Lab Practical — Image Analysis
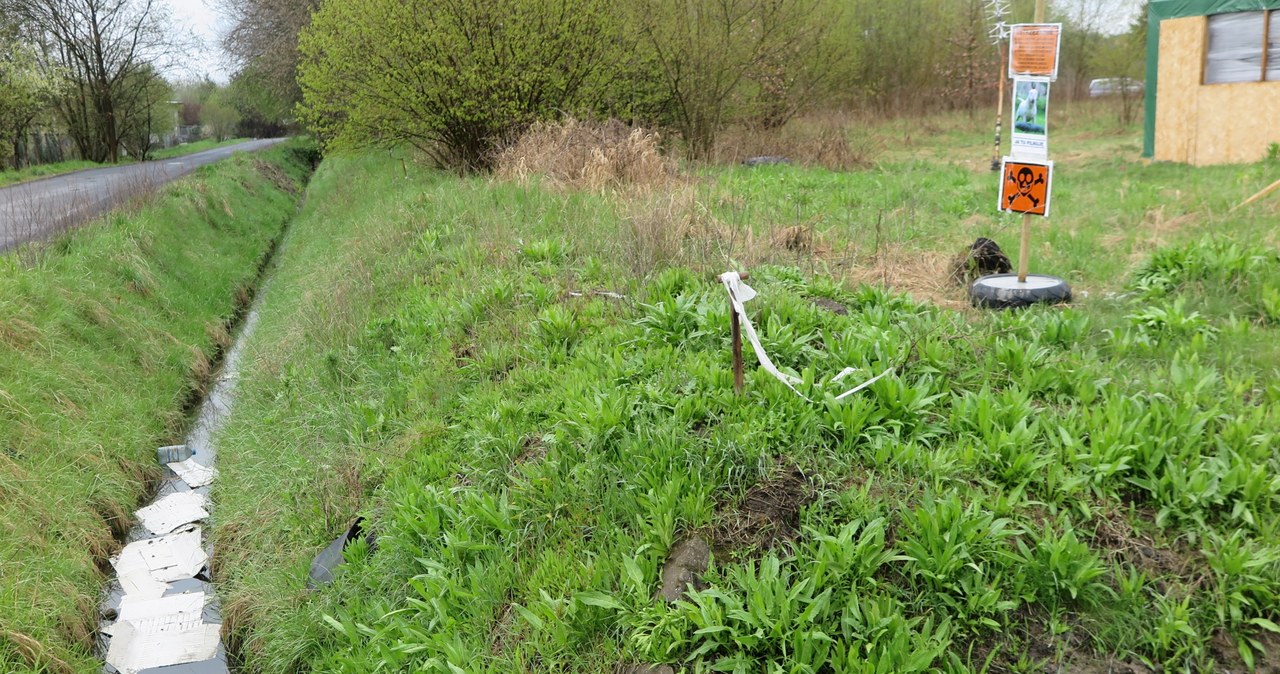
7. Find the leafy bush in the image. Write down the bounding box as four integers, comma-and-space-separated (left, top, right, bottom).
297, 0, 617, 170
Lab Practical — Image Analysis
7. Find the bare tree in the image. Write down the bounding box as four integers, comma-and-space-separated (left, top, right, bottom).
219, 0, 318, 105
3, 0, 181, 162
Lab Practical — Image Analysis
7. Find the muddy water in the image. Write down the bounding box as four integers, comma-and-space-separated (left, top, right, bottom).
98, 298, 265, 674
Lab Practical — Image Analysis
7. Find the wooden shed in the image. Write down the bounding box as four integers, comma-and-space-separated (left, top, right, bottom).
1144, 0, 1280, 165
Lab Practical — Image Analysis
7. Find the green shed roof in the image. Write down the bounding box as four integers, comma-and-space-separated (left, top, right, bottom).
1144, 0, 1280, 157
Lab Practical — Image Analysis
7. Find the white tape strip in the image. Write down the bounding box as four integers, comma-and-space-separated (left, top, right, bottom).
718, 272, 893, 403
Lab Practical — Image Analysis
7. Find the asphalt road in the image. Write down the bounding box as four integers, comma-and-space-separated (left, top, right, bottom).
0, 138, 286, 252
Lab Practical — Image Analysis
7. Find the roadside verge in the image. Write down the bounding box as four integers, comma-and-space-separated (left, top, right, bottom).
0, 140, 317, 673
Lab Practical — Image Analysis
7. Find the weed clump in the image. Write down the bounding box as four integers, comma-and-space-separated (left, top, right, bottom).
494, 118, 678, 191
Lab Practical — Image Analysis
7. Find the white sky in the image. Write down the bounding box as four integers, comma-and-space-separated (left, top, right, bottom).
163, 0, 231, 83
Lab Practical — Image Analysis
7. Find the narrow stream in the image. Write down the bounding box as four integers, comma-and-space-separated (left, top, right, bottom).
97, 291, 267, 674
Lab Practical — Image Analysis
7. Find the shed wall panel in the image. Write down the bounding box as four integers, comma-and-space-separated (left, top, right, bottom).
1155, 17, 1205, 163
1155, 14, 1280, 165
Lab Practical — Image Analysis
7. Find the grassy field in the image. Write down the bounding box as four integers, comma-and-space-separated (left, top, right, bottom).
211, 101, 1280, 673
0, 141, 314, 673
0, 138, 254, 188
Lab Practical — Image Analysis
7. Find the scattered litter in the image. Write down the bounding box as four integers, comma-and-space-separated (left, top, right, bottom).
567, 290, 627, 300
167, 457, 217, 489
135, 492, 208, 535
718, 272, 895, 402
112, 526, 208, 599
831, 366, 895, 400
105, 619, 220, 674
308, 517, 374, 589
157, 444, 193, 464
743, 156, 791, 167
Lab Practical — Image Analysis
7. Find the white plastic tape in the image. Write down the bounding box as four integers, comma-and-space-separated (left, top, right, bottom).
718, 272, 894, 402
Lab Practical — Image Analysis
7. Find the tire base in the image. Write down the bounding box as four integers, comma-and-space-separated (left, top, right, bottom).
969, 273, 1072, 309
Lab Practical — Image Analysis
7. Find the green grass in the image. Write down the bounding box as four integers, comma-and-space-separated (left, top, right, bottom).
0, 138, 255, 188
151, 137, 253, 160
0, 140, 315, 673
211, 105, 1280, 674
0, 160, 102, 188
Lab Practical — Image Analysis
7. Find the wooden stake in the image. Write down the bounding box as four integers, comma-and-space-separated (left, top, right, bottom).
993, 39, 1007, 172
1018, 0, 1046, 283
1231, 177, 1280, 211
728, 271, 750, 394
1018, 213, 1031, 282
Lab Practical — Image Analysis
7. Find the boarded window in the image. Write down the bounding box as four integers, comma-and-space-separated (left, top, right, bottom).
1205, 12, 1266, 84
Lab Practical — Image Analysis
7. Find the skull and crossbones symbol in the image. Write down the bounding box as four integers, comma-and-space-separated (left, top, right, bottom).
1007, 166, 1045, 209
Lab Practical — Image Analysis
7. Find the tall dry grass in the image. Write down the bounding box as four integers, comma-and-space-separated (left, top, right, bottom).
493, 118, 679, 191
711, 113, 883, 171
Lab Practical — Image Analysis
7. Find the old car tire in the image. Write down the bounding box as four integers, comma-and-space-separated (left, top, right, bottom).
970, 273, 1072, 309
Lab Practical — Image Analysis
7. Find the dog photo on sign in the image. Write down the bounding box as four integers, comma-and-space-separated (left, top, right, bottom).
1012, 79, 1048, 135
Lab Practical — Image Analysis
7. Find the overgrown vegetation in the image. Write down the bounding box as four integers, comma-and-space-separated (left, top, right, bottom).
0, 141, 314, 673
212, 105, 1280, 674
295, 0, 1149, 171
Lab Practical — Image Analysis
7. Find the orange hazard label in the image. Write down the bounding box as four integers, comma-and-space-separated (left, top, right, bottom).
1000, 159, 1053, 217
1009, 24, 1061, 79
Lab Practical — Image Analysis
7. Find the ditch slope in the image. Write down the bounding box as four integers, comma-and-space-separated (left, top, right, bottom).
211, 150, 1280, 674
0, 141, 316, 674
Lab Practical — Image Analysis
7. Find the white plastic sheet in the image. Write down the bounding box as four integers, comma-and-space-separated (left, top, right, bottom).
135, 491, 208, 535
718, 272, 894, 402
1205, 12, 1266, 84
167, 457, 217, 489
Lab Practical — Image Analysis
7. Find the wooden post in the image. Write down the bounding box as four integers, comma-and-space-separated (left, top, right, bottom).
1018, 0, 1046, 283
992, 39, 1007, 172
728, 271, 750, 394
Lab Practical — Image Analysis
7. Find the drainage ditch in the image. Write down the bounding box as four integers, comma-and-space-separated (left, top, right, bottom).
96, 283, 267, 674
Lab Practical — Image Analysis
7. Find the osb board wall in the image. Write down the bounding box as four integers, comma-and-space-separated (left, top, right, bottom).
1156, 15, 1280, 165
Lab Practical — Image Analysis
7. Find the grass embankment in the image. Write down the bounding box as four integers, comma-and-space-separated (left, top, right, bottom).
0, 140, 315, 673
0, 138, 254, 188
217, 108, 1280, 673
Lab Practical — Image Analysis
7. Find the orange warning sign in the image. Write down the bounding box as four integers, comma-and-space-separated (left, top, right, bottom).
1009, 24, 1061, 80
999, 158, 1053, 217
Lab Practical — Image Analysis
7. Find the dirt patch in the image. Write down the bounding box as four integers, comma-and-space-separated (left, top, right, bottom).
615, 665, 675, 674
710, 464, 814, 556
1211, 627, 1280, 673
1088, 505, 1197, 585
659, 536, 711, 602
489, 602, 517, 656
811, 297, 848, 315
513, 435, 547, 466
253, 159, 298, 195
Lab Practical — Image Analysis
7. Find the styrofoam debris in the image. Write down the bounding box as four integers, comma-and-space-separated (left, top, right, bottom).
167, 457, 217, 488
111, 526, 207, 599
135, 491, 208, 535
103, 592, 205, 637
105, 618, 221, 674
